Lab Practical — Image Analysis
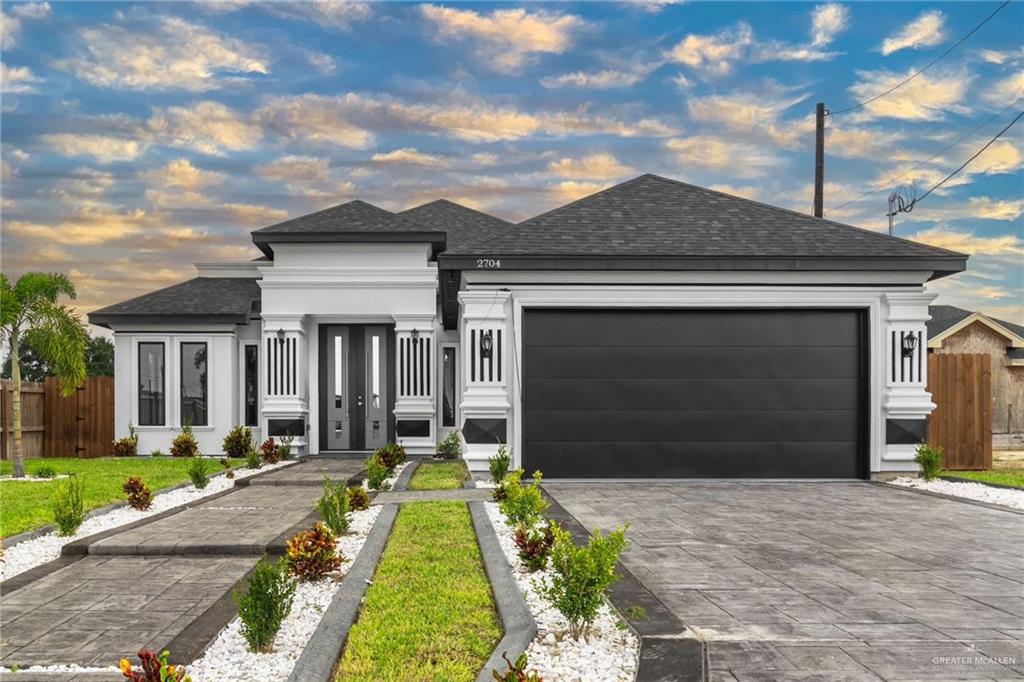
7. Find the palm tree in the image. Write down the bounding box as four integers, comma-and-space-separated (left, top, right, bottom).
1, 273, 88, 478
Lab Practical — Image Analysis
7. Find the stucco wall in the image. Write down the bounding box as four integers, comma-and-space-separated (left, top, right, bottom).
933, 321, 1024, 435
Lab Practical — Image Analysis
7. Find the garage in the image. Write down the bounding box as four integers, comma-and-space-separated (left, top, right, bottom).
522, 308, 867, 478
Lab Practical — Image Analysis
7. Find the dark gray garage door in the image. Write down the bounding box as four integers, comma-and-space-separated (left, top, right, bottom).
522, 309, 866, 478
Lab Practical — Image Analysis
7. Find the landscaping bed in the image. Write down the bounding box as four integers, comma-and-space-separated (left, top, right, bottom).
407, 460, 469, 490
334, 500, 501, 682
941, 468, 1024, 489
891, 476, 1024, 510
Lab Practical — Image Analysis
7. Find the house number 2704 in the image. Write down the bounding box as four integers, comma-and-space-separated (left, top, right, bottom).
476, 259, 502, 268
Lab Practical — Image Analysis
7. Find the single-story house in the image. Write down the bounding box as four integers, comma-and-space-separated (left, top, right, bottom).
928, 305, 1024, 446
89, 174, 967, 478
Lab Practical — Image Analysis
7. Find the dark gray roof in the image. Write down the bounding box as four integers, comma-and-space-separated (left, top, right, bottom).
398, 199, 511, 250
89, 277, 260, 328
928, 305, 1024, 341
440, 175, 966, 277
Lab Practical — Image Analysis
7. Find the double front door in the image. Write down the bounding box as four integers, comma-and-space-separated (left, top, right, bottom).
322, 325, 390, 451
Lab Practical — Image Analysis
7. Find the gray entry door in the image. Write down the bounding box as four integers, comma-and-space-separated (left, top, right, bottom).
322, 325, 390, 451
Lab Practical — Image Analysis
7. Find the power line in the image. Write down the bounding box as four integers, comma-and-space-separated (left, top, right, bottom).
829, 0, 1011, 116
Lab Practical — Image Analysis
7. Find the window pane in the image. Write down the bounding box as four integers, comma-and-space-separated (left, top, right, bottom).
244, 345, 258, 427
181, 342, 208, 427
443, 347, 456, 427
138, 342, 164, 426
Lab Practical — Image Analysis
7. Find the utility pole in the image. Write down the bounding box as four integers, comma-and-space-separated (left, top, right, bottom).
814, 102, 825, 218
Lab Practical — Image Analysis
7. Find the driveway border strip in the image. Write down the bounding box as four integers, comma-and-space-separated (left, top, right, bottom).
391, 460, 419, 492
870, 480, 1024, 515
939, 474, 1024, 491
172, 560, 262, 665
468, 500, 537, 682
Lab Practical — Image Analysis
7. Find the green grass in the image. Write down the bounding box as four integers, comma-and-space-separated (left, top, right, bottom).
0, 457, 244, 537
942, 468, 1024, 489
335, 501, 501, 682
407, 461, 469, 490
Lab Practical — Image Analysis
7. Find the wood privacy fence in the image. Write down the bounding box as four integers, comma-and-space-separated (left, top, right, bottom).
0, 377, 114, 459
927, 353, 992, 470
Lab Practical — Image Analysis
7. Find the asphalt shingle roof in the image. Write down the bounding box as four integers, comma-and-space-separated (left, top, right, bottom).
927, 305, 1024, 341
89, 277, 260, 327
398, 199, 511, 250
444, 174, 965, 260
252, 199, 435, 236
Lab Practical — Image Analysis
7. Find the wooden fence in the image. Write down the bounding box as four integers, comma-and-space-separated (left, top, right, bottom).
1, 376, 114, 459
927, 353, 992, 470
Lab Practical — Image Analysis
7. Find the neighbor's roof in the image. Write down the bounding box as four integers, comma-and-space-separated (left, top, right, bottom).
439, 174, 967, 278
88, 277, 261, 328
927, 305, 1024, 346
398, 199, 511, 250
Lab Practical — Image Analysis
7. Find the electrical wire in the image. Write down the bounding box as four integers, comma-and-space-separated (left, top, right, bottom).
829, 0, 1011, 116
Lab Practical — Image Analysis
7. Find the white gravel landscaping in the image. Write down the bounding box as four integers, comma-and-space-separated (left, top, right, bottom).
0, 461, 293, 582
187, 504, 382, 681
891, 476, 1024, 510
483, 502, 639, 682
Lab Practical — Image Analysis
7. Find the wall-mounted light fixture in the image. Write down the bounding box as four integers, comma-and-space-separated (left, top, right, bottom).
276, 328, 286, 346
901, 332, 917, 358
480, 330, 494, 359
410, 328, 420, 345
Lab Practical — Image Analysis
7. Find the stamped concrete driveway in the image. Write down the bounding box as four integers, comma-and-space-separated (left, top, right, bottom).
545, 481, 1024, 681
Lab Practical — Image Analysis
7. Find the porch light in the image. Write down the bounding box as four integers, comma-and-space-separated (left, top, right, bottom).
480, 330, 494, 359
411, 328, 420, 345
901, 332, 917, 358
276, 328, 286, 346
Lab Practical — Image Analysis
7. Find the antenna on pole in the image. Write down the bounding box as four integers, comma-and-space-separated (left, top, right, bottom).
814, 102, 826, 218
887, 184, 918, 236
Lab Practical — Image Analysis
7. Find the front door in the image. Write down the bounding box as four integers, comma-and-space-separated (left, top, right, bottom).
322, 325, 390, 451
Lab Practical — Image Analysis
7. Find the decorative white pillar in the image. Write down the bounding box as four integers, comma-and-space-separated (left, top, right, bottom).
882, 291, 936, 469
458, 289, 511, 472
393, 314, 437, 455
261, 314, 309, 454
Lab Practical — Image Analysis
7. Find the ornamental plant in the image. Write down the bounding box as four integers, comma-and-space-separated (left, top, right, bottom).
279, 434, 294, 460
35, 465, 57, 479
52, 473, 85, 535
187, 456, 210, 490
365, 454, 390, 490
220, 457, 235, 480
170, 423, 199, 458
514, 522, 555, 572
123, 476, 153, 511
499, 469, 548, 529
118, 648, 191, 682
233, 557, 297, 654
437, 430, 462, 459
259, 437, 281, 464
222, 425, 253, 458
492, 652, 543, 682
286, 522, 342, 581
915, 442, 943, 481
112, 423, 139, 457
374, 441, 406, 471
347, 484, 370, 511
489, 445, 511, 484
539, 523, 628, 639
245, 445, 262, 470
316, 475, 350, 535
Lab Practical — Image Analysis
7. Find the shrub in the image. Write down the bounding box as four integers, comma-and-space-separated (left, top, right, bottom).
259, 437, 281, 464
374, 441, 406, 471
492, 481, 509, 502
245, 445, 262, 470
539, 523, 628, 639
170, 423, 199, 458
437, 430, 462, 459
279, 434, 294, 460
316, 476, 350, 535
286, 522, 342, 580
366, 455, 390, 490
123, 476, 153, 511
514, 522, 555, 572
220, 457, 235, 480
113, 423, 139, 457
233, 557, 297, 654
347, 484, 370, 511
150, 449, 165, 457
52, 474, 85, 536
499, 469, 548, 529
222, 426, 253, 458
34, 465, 57, 479
492, 652, 543, 682
118, 648, 191, 681
187, 457, 210, 490
489, 445, 511, 484
915, 442, 943, 481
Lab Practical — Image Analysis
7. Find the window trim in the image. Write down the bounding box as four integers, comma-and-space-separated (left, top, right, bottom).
440, 344, 459, 428
241, 341, 259, 428
179, 341, 209, 427
137, 340, 166, 427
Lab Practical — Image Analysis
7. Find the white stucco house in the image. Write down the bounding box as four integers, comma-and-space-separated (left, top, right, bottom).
89, 174, 967, 478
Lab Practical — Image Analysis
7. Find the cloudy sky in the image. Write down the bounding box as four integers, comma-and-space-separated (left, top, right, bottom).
1, 0, 1021, 329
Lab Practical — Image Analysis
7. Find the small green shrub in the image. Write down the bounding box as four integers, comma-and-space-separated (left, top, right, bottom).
112, 423, 139, 457
279, 434, 294, 460
285, 522, 342, 581
245, 445, 262, 470
366, 455, 390, 490
539, 523, 628, 639
499, 469, 548, 529
150, 449, 165, 457
374, 441, 406, 471
492, 481, 509, 502
316, 475, 350, 535
219, 457, 235, 479
187, 456, 210, 490
259, 437, 281, 464
34, 465, 57, 479
233, 557, 297, 653
118, 647, 191, 681
492, 651, 543, 682
437, 430, 462, 459
514, 522, 555, 572
123, 476, 153, 511
347, 485, 370, 511
170, 423, 199, 458
489, 444, 511, 484
52, 474, 85, 536
915, 442, 943, 481
222, 426, 253, 458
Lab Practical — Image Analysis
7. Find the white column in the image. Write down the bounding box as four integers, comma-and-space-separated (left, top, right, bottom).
393, 314, 437, 455
882, 291, 936, 469
459, 289, 511, 472
261, 314, 309, 454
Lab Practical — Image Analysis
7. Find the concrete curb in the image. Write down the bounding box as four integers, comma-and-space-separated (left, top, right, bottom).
467, 500, 537, 682
286, 504, 399, 682
390, 460, 419, 492
870, 480, 1024, 515
173, 559, 261, 665
939, 474, 1024, 491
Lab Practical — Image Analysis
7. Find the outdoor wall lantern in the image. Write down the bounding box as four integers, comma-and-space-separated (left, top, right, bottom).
901, 332, 917, 358
411, 328, 420, 345
480, 330, 494, 359
276, 328, 286, 346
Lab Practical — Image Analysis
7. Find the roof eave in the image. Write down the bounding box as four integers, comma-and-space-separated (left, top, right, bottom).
87, 313, 251, 329
251, 231, 447, 258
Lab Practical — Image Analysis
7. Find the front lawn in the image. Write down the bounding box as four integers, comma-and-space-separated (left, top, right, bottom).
335, 501, 500, 681
407, 461, 469, 490
942, 468, 1024, 489
0, 457, 244, 537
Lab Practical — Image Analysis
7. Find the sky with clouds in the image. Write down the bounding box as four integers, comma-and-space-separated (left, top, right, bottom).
1, 0, 1021, 330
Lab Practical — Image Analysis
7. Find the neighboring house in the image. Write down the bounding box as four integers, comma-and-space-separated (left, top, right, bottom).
928, 305, 1024, 446
89, 174, 966, 479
